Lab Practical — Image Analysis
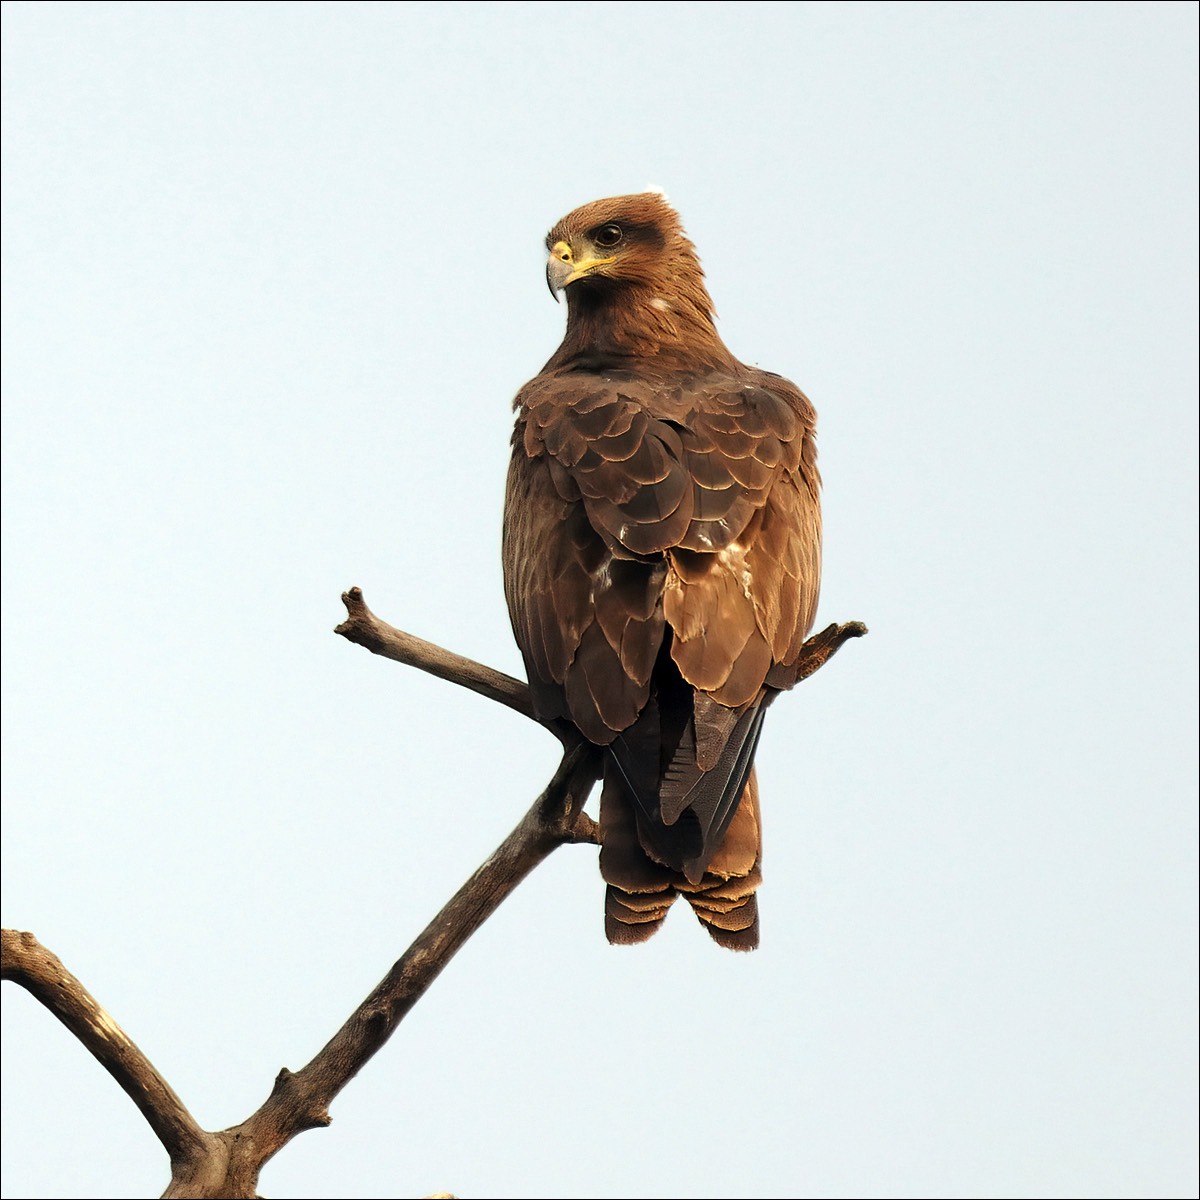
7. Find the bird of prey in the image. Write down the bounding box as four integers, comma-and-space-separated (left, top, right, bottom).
503, 193, 821, 950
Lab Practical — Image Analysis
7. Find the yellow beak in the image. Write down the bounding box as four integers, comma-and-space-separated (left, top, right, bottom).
546, 239, 617, 298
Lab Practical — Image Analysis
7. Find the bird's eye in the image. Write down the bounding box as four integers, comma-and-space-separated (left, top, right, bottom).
594, 223, 623, 248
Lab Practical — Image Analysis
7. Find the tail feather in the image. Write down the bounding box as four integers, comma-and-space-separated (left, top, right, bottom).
604, 888, 676, 944
679, 771, 762, 950
691, 899, 760, 951
600, 764, 762, 950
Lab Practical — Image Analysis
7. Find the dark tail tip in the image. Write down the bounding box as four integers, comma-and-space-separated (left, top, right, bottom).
687, 892, 760, 951
604, 885, 677, 945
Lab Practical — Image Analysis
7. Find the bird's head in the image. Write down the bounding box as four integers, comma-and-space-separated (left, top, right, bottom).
544, 192, 704, 302
540, 191, 727, 369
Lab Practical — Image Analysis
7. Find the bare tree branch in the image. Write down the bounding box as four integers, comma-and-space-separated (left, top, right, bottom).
334, 589, 867, 738
0, 929, 220, 1175
335, 586, 535, 720
766, 620, 869, 691
224, 740, 603, 1182
3, 592, 863, 1197
3, 742, 602, 1199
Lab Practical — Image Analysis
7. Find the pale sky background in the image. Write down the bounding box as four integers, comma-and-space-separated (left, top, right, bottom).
2, 3, 1196, 1198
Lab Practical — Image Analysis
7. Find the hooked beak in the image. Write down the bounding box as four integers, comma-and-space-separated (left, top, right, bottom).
545, 239, 616, 301
546, 247, 571, 300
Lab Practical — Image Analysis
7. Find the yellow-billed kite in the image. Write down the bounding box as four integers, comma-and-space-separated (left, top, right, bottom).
503, 193, 821, 949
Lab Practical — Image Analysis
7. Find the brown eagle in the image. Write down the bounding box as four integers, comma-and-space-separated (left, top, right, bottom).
503, 193, 821, 950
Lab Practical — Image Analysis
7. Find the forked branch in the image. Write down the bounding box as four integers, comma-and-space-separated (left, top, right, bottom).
2, 587, 863, 1197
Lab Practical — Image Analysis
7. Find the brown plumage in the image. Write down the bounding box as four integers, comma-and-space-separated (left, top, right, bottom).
503, 193, 821, 950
